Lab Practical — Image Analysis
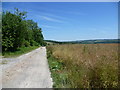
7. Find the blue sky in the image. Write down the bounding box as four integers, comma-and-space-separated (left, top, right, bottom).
2, 2, 118, 41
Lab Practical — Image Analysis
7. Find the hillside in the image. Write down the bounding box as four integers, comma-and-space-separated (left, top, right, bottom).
45, 39, 119, 44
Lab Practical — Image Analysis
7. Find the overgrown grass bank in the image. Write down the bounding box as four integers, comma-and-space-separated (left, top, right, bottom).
47, 44, 118, 88
2, 46, 39, 58
47, 50, 68, 88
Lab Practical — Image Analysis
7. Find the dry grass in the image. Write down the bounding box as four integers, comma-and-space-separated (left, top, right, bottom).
47, 44, 118, 88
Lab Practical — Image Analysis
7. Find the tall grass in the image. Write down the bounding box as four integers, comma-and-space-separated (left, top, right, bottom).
47, 44, 118, 88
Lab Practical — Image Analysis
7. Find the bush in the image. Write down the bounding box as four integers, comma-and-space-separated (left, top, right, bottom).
24, 41, 30, 47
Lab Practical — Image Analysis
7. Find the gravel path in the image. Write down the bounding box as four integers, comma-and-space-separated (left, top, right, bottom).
1, 47, 53, 88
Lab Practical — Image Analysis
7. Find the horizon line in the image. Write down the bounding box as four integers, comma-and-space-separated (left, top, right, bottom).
45, 38, 119, 42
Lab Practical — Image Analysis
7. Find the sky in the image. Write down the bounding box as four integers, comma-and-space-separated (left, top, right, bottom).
2, 2, 118, 41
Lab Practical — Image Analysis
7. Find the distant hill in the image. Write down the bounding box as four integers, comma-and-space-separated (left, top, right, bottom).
45, 39, 120, 44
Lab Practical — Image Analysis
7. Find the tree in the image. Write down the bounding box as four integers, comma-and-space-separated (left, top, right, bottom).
2, 8, 45, 52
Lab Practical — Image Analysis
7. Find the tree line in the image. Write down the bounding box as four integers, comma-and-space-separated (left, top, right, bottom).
2, 8, 46, 52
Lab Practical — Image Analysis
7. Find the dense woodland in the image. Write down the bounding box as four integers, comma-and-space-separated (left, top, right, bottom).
2, 8, 46, 52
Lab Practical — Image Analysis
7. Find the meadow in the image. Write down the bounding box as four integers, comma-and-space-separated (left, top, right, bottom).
47, 44, 118, 88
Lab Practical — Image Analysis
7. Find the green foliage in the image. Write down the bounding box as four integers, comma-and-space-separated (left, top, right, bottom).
47, 49, 68, 88
0, 11, 2, 50
3, 46, 39, 58
23, 41, 30, 47
2, 8, 46, 52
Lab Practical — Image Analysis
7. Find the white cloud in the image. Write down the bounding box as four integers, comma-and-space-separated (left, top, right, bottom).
40, 16, 64, 23
41, 25, 58, 29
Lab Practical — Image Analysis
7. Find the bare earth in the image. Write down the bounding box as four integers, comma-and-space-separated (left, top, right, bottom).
1, 47, 53, 88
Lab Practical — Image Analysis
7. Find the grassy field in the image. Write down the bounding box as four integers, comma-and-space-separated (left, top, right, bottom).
47, 44, 118, 88
2, 46, 39, 58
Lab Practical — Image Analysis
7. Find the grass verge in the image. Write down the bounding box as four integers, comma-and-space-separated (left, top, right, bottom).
2, 46, 39, 58
47, 47, 69, 88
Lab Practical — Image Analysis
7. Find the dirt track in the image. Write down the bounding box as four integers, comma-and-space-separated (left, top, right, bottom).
1, 47, 53, 88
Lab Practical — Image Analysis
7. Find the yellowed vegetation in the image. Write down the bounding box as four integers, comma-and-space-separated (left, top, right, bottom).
47, 44, 118, 88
